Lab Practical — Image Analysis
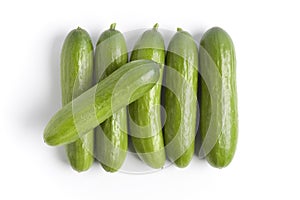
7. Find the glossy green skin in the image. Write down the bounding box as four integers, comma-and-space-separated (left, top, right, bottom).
60, 27, 94, 172
44, 60, 160, 146
129, 26, 166, 169
164, 30, 198, 168
200, 27, 238, 168
95, 25, 128, 172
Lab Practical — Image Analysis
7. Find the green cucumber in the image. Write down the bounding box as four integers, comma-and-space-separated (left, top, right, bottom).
60, 27, 94, 172
44, 60, 160, 146
94, 23, 128, 172
164, 28, 198, 168
129, 23, 166, 169
199, 27, 238, 168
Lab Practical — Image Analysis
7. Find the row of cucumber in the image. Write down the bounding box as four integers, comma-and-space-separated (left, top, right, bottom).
44, 23, 238, 172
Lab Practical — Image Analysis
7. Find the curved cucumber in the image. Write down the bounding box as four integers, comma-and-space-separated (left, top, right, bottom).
199, 27, 238, 168
95, 23, 128, 172
129, 23, 166, 169
164, 28, 198, 168
60, 27, 94, 172
44, 60, 160, 146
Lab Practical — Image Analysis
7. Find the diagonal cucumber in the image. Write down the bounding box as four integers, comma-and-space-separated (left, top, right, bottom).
44, 60, 160, 146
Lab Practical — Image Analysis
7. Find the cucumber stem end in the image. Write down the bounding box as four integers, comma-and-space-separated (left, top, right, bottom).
110, 23, 116, 30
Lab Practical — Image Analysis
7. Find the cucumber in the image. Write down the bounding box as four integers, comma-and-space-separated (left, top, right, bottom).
44, 60, 160, 146
199, 27, 238, 168
60, 27, 94, 172
94, 23, 128, 172
164, 28, 198, 168
129, 23, 166, 169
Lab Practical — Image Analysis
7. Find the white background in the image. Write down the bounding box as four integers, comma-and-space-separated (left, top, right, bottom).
1, 0, 299, 199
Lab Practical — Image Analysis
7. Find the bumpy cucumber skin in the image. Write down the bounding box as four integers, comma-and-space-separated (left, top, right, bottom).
164, 29, 198, 168
200, 27, 238, 168
129, 25, 166, 169
44, 60, 160, 146
60, 27, 94, 172
95, 24, 128, 172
